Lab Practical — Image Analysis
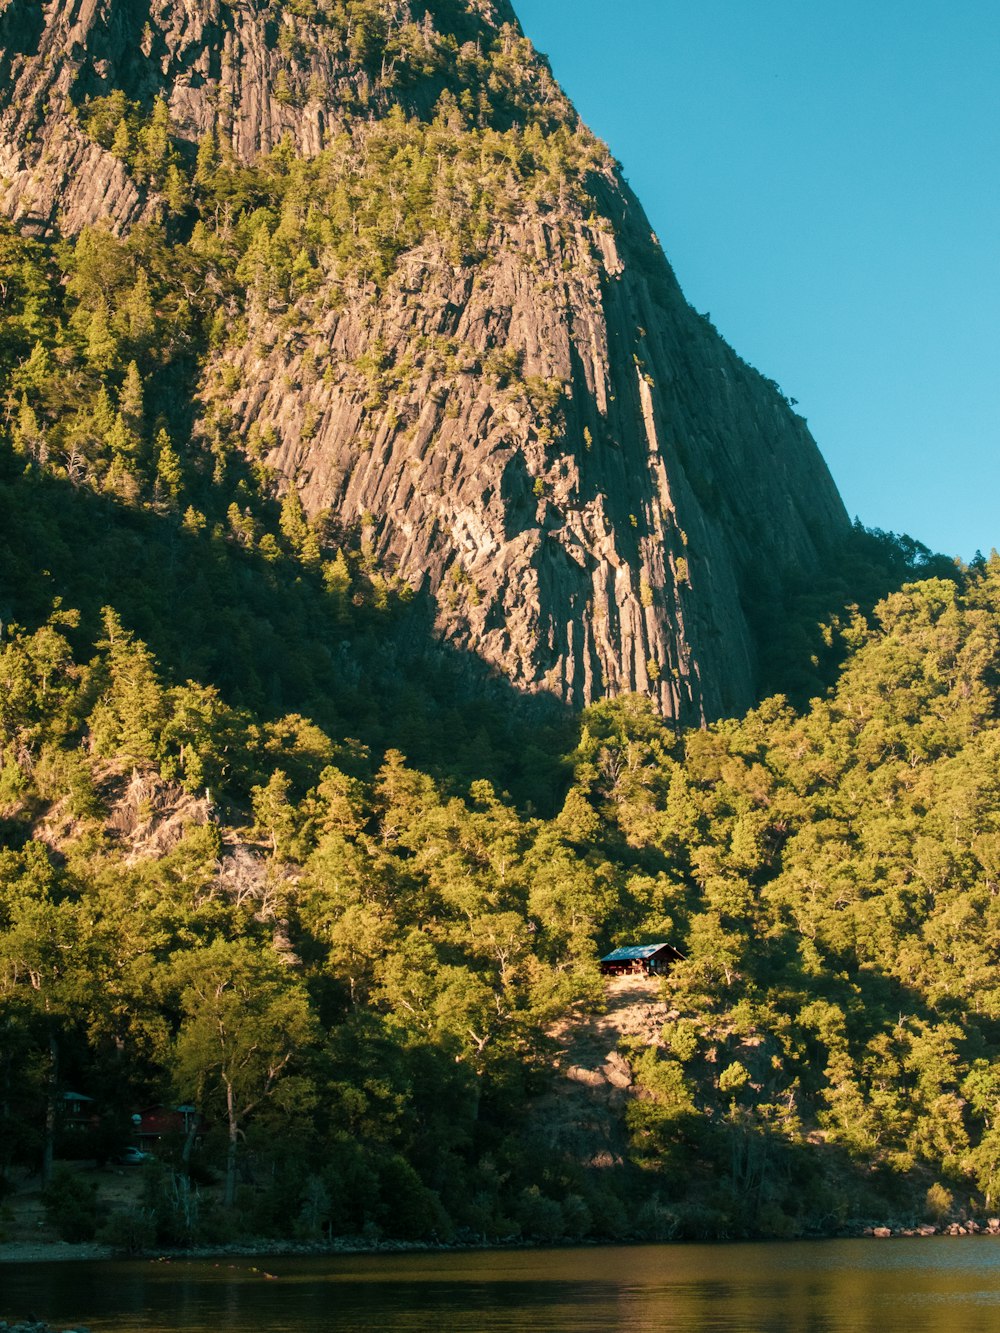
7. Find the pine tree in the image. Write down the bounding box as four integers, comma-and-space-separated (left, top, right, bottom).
163, 164, 190, 216
154, 427, 183, 501
118, 360, 144, 430
86, 302, 119, 373
111, 117, 131, 160
194, 128, 218, 186
89, 607, 167, 762
279, 487, 311, 552
12, 394, 43, 460
122, 271, 155, 349
138, 95, 172, 182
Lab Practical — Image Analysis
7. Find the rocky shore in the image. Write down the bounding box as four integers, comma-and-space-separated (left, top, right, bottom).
865, 1217, 1000, 1239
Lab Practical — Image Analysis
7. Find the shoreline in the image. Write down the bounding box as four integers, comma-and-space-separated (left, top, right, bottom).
3, 1221, 999, 1266
0, 1243, 114, 1266
1, 1237, 497, 1266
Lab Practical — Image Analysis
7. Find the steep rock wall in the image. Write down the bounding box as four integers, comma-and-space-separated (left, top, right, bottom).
0, 0, 523, 231
227, 172, 846, 720
0, 0, 850, 722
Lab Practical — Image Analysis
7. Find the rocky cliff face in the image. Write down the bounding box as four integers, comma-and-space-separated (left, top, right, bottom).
0, 0, 524, 233
0, 0, 849, 723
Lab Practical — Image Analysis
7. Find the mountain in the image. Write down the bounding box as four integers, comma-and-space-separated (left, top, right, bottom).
0, 0, 849, 723
5, 0, 999, 1254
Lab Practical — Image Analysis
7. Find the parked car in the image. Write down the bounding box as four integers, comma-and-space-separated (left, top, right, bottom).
116, 1146, 153, 1165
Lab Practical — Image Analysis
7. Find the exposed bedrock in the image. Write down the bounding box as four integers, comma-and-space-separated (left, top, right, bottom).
0, 0, 849, 722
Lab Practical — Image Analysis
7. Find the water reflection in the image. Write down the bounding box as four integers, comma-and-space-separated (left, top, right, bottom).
3, 1240, 1000, 1332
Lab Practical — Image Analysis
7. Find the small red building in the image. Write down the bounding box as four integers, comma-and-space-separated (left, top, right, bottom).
600, 943, 682, 977
132, 1104, 200, 1144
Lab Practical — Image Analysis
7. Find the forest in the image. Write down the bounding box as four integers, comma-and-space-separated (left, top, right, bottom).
3, 0, 1000, 1250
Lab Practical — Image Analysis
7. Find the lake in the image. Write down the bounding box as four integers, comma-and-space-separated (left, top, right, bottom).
3, 1240, 1000, 1331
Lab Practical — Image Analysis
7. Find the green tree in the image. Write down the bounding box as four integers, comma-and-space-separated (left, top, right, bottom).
88, 609, 167, 763
168, 939, 317, 1207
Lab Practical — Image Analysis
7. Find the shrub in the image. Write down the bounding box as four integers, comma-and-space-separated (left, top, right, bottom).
514, 1185, 564, 1242
98, 1205, 156, 1254
42, 1165, 101, 1241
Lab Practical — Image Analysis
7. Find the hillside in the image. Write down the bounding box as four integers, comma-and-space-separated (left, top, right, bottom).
3, 553, 1000, 1245
1, 0, 994, 1250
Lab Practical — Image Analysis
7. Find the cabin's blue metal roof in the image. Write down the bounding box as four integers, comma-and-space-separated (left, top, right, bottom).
600, 943, 672, 963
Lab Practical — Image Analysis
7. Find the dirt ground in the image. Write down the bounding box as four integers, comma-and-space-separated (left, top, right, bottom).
530, 972, 672, 1167
0, 1162, 145, 1264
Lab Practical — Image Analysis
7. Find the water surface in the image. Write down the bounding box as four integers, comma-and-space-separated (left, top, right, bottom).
3, 1239, 1000, 1331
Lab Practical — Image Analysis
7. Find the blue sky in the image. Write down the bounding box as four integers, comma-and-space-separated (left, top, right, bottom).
514, 0, 999, 561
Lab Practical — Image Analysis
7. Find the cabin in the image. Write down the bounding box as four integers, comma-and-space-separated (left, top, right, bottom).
132, 1104, 200, 1145
61, 1091, 96, 1125
599, 943, 682, 977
